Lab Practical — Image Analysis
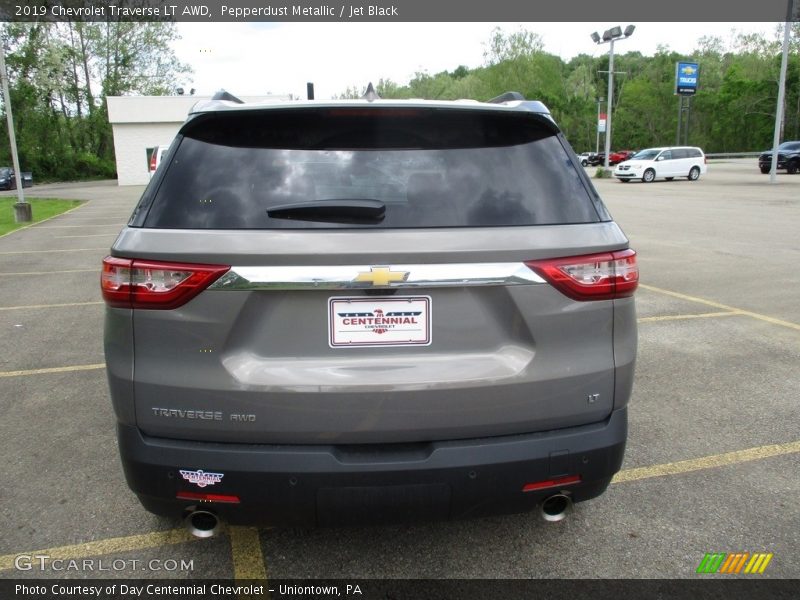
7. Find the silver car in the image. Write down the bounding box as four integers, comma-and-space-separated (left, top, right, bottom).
102, 91, 638, 533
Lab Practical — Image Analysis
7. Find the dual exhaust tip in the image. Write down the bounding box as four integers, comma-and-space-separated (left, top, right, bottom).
540, 493, 573, 522
184, 493, 572, 536
184, 509, 222, 538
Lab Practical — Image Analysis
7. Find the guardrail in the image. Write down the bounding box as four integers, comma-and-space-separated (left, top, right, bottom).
705, 152, 761, 159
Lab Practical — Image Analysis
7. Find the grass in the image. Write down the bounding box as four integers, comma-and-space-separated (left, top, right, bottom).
0, 198, 84, 236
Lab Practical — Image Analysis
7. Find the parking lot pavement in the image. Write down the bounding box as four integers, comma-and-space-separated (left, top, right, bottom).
0, 167, 798, 581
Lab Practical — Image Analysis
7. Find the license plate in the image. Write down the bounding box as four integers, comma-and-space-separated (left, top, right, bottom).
328, 296, 431, 348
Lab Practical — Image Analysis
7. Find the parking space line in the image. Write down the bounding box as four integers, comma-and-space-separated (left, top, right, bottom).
0, 301, 103, 311
0, 203, 87, 240
640, 284, 800, 332
0, 363, 105, 378
35, 225, 124, 229
0, 248, 108, 255
56, 234, 118, 238
0, 269, 97, 276
229, 527, 268, 581
613, 440, 800, 484
0, 529, 195, 572
637, 311, 743, 323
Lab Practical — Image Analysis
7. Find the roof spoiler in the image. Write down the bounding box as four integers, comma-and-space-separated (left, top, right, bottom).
488, 91, 525, 104
211, 89, 244, 104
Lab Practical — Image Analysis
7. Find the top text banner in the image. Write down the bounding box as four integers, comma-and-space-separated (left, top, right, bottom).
0, 0, 796, 22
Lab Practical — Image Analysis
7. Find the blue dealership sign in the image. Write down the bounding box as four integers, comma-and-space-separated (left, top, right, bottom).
675, 62, 699, 95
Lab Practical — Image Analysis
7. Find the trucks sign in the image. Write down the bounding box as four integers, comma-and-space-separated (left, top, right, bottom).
675, 62, 699, 95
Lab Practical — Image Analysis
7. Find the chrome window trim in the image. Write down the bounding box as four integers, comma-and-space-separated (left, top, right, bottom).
209, 263, 546, 290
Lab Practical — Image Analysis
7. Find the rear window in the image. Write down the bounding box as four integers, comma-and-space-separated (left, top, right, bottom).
139, 108, 602, 229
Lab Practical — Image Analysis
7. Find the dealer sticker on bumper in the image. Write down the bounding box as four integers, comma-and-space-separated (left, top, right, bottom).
329, 296, 431, 348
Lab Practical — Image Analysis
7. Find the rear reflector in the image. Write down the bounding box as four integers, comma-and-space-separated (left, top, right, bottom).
176, 491, 240, 504
101, 257, 229, 309
525, 249, 638, 301
522, 474, 582, 493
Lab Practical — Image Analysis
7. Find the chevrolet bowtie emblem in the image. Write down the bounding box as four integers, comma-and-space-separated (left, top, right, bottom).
354, 266, 409, 287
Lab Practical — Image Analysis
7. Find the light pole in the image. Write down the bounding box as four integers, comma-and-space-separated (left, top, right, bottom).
0, 45, 30, 222
591, 25, 635, 172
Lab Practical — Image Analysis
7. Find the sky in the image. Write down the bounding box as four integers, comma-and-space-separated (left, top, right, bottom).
171, 22, 783, 100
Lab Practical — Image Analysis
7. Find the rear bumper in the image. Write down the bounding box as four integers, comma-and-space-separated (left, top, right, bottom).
759, 158, 787, 169
118, 407, 627, 527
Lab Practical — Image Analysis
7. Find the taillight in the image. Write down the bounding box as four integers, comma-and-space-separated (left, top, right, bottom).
149, 151, 157, 172
101, 257, 229, 309
525, 249, 638, 301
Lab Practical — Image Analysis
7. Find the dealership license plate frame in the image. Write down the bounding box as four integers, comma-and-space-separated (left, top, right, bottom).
328, 296, 432, 348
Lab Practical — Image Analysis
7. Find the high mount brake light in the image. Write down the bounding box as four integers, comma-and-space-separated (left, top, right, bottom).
101, 257, 230, 309
525, 249, 638, 301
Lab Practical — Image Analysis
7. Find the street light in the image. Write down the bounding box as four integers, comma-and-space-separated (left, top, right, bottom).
591, 24, 635, 171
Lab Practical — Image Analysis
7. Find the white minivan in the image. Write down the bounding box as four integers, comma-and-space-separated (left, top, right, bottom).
613, 146, 706, 183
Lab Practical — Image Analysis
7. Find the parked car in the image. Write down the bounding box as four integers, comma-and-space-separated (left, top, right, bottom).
758, 141, 800, 174
609, 150, 635, 165
589, 152, 605, 166
613, 146, 707, 183
102, 90, 638, 532
578, 151, 597, 166
0, 167, 33, 190
148, 144, 172, 178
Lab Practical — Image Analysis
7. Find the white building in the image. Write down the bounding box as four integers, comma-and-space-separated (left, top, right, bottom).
107, 94, 291, 186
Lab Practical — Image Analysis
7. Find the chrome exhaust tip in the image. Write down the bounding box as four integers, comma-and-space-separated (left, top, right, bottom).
541, 493, 573, 522
184, 509, 221, 538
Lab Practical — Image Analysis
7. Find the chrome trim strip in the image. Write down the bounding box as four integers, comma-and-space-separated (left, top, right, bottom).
209, 263, 545, 290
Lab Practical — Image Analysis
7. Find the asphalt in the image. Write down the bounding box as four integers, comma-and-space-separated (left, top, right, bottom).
0, 163, 798, 582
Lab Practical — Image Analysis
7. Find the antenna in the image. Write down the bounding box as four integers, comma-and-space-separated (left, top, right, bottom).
362, 82, 380, 102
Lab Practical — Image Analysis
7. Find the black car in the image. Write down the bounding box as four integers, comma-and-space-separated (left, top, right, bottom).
589, 153, 605, 166
758, 141, 800, 174
0, 167, 33, 190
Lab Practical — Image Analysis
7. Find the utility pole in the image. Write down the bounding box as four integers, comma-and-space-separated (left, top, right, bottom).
0, 44, 31, 221
769, 0, 795, 184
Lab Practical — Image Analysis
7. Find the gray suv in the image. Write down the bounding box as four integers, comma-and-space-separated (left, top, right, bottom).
102, 91, 638, 533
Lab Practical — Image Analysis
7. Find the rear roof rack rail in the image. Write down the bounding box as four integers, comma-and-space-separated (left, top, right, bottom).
211, 89, 244, 104
488, 91, 526, 104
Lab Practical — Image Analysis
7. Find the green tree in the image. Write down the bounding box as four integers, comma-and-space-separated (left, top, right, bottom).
0, 19, 191, 181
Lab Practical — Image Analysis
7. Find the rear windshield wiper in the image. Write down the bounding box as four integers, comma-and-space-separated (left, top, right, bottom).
266, 199, 386, 224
